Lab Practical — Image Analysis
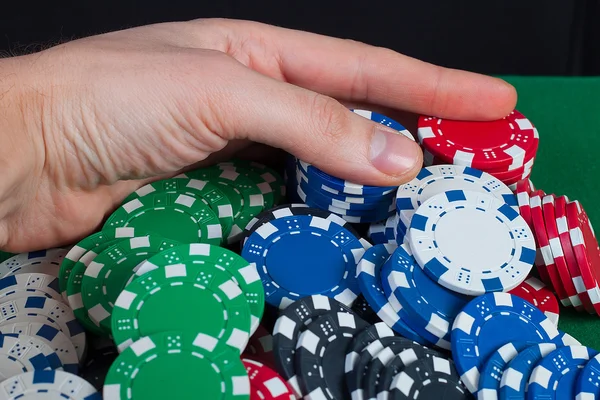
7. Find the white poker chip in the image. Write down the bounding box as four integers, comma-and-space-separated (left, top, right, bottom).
0, 322, 78, 375
0, 334, 52, 382
0, 296, 86, 362
0, 370, 100, 399
0, 249, 67, 279
408, 190, 536, 295
395, 165, 518, 229
0, 274, 63, 304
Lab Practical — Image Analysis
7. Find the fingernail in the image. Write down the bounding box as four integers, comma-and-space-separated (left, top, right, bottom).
370, 127, 421, 176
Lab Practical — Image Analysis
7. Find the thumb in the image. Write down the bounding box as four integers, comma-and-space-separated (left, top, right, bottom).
217, 67, 422, 187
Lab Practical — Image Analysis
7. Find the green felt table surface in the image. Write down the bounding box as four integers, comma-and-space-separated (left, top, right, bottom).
503, 76, 600, 349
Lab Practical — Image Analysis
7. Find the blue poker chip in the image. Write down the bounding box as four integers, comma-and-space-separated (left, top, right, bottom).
499, 343, 558, 399
528, 345, 598, 400
386, 244, 470, 346
576, 352, 600, 399
351, 109, 415, 141
356, 243, 426, 344
477, 341, 531, 399
381, 245, 451, 350
367, 221, 387, 245
242, 214, 368, 309
451, 292, 567, 394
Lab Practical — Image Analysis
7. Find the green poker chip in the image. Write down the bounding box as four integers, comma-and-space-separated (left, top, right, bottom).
218, 163, 275, 210
0, 251, 14, 264
219, 159, 284, 206
81, 234, 180, 334
104, 331, 249, 400
111, 262, 251, 353
65, 228, 140, 336
133, 243, 264, 334
183, 166, 265, 243
121, 178, 235, 238
59, 227, 137, 297
103, 192, 222, 245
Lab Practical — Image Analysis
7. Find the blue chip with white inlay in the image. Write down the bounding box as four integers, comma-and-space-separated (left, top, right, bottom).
242, 214, 369, 309
408, 189, 536, 295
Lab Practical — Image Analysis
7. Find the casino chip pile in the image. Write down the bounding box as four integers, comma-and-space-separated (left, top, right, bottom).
417, 111, 539, 190
0, 108, 600, 399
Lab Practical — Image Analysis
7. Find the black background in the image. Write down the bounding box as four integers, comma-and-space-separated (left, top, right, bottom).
2, 0, 599, 75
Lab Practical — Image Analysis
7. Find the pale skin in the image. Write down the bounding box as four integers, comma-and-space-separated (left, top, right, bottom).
0, 18, 516, 252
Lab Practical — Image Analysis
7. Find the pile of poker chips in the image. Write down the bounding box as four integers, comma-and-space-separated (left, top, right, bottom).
417, 111, 539, 190
285, 109, 412, 224
516, 181, 600, 317
0, 109, 599, 399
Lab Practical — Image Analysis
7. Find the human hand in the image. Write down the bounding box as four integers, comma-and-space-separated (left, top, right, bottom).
0, 18, 516, 251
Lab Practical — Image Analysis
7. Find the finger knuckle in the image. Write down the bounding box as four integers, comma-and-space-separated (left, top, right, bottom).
308, 94, 349, 144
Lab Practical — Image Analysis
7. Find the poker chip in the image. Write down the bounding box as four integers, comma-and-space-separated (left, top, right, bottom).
134, 243, 265, 334
395, 165, 517, 229
389, 356, 468, 400
499, 342, 558, 400
384, 243, 470, 348
344, 323, 395, 399
542, 194, 583, 310
528, 345, 597, 399
243, 204, 361, 245
0, 295, 86, 362
0, 322, 78, 374
0, 333, 52, 380
351, 295, 381, 325
451, 292, 564, 393
218, 159, 284, 205
508, 277, 560, 325
417, 110, 539, 171
180, 165, 265, 243
0, 370, 101, 400
243, 358, 295, 400
350, 336, 417, 400
575, 352, 600, 399
243, 324, 275, 369
103, 331, 249, 399
295, 311, 369, 399
0, 249, 67, 279
0, 273, 63, 303
242, 214, 367, 309
356, 243, 426, 343
121, 177, 235, 239
376, 343, 445, 400
81, 234, 180, 334
110, 263, 251, 353
516, 179, 535, 229
272, 295, 355, 397
566, 200, 600, 315
59, 228, 137, 299
218, 164, 276, 211
477, 341, 531, 399
103, 192, 223, 245
554, 195, 596, 314
408, 190, 535, 295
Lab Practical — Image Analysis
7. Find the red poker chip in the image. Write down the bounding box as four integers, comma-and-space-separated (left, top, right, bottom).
529, 190, 571, 306
541, 195, 584, 311
565, 200, 600, 316
243, 324, 276, 369
417, 110, 539, 171
516, 179, 535, 229
509, 277, 560, 324
243, 358, 295, 400
555, 196, 596, 314
488, 157, 535, 182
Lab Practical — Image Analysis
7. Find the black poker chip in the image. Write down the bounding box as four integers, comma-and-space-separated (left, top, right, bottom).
376, 343, 446, 399
388, 355, 469, 400
344, 322, 396, 398
79, 347, 119, 391
351, 294, 382, 325
272, 295, 357, 397
295, 310, 369, 399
